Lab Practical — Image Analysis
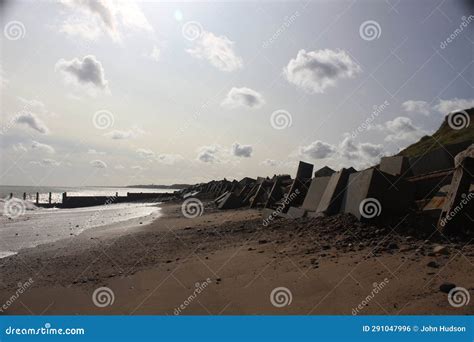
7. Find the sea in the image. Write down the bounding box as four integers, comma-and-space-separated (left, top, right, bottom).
0, 185, 177, 258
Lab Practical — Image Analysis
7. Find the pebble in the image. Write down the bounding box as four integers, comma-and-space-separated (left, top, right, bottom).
439, 282, 456, 293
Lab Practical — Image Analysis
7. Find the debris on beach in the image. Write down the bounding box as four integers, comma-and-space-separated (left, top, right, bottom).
177, 108, 474, 237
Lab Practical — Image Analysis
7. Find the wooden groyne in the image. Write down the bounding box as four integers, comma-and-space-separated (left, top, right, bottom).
8, 192, 176, 209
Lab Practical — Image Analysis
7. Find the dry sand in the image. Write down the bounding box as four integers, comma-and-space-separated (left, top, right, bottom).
0, 201, 473, 315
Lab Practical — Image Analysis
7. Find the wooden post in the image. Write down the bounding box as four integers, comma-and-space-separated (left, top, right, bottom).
9, 193, 13, 199
49, 192, 52, 204
23, 193, 26, 200
36, 192, 39, 204
62, 192, 67, 203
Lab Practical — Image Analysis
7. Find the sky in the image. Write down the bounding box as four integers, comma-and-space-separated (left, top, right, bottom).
0, 0, 473, 187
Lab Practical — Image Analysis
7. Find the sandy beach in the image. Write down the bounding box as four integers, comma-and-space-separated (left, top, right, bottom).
0, 201, 472, 315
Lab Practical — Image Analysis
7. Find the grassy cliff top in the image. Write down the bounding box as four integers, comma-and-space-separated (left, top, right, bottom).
398, 108, 474, 157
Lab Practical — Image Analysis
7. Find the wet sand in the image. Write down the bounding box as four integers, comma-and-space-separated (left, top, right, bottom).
0, 202, 473, 315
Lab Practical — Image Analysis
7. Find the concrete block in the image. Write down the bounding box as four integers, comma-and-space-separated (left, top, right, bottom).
316, 168, 355, 215
301, 176, 331, 212
296, 161, 314, 180
217, 192, 242, 209
408, 142, 471, 176
314, 166, 335, 178
342, 168, 414, 221
380, 156, 411, 177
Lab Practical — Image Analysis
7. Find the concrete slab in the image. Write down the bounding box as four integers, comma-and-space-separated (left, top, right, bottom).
314, 166, 335, 178
438, 147, 474, 233
296, 161, 314, 180
217, 192, 242, 209
301, 176, 331, 212
380, 156, 411, 177
316, 168, 355, 215
408, 142, 471, 176
342, 168, 414, 221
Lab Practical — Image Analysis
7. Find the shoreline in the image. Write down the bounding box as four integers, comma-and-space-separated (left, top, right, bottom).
0, 201, 473, 315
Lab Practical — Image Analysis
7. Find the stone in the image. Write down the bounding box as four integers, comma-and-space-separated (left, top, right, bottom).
433, 245, 449, 255
439, 282, 456, 293
286, 206, 306, 218
301, 176, 331, 212
427, 261, 439, 268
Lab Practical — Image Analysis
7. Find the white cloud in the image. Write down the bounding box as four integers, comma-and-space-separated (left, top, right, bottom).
375, 116, 426, 143
187, 31, 243, 72
231, 142, 253, 158
157, 154, 184, 165
359, 142, 383, 158
137, 148, 155, 159
197, 145, 222, 163
284, 49, 361, 93
104, 130, 133, 140
31, 141, 55, 154
221, 87, 265, 109
104, 127, 144, 140
59, 0, 152, 42
90, 159, 107, 168
131, 165, 146, 171
14, 112, 49, 134
339, 135, 383, 160
56, 55, 108, 90
402, 100, 430, 115
433, 98, 474, 114
114, 164, 125, 170
299, 140, 336, 159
